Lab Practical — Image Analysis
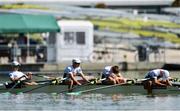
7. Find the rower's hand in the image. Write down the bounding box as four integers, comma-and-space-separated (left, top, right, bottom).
88, 81, 95, 84
77, 83, 82, 86
17, 80, 21, 83
33, 82, 38, 85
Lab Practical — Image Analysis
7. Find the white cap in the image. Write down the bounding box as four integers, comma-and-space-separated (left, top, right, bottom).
11, 61, 20, 66
72, 58, 81, 64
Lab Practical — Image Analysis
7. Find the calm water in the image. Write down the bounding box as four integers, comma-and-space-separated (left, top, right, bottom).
0, 71, 179, 111
0, 93, 180, 111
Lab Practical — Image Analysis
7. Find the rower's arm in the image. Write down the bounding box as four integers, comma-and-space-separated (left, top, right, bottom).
166, 79, 172, 86
154, 78, 166, 86
10, 75, 27, 81
80, 73, 89, 82
10, 77, 16, 81
24, 81, 38, 85
70, 74, 81, 85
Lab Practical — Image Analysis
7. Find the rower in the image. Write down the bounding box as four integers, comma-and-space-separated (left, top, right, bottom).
111, 66, 127, 83
63, 58, 90, 91
143, 69, 172, 94
101, 65, 127, 85
6, 61, 37, 88
22, 72, 38, 85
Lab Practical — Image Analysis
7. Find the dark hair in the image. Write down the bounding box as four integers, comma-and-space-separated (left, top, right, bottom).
111, 66, 119, 74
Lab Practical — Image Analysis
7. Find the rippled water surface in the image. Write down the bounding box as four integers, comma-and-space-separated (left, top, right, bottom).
0, 93, 180, 111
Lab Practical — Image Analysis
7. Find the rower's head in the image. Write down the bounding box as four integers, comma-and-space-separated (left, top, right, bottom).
26, 72, 33, 80
11, 61, 20, 70
111, 66, 120, 74
72, 58, 81, 68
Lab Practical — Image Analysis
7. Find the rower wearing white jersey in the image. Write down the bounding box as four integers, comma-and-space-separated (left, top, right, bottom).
6, 61, 37, 88
101, 65, 126, 85
63, 59, 90, 90
144, 69, 172, 94
9, 61, 27, 81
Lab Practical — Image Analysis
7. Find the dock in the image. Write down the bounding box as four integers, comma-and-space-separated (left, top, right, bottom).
0, 62, 179, 72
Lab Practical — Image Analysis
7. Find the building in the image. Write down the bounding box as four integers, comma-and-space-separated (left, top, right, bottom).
47, 20, 93, 63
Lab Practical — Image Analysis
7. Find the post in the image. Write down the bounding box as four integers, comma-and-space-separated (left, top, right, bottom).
27, 33, 30, 63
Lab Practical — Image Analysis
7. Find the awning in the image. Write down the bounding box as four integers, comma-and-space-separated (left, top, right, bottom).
0, 13, 60, 33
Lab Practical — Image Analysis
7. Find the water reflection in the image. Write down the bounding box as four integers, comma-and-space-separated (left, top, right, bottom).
0, 93, 179, 110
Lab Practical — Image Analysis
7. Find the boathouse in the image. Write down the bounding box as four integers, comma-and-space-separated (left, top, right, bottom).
47, 20, 94, 63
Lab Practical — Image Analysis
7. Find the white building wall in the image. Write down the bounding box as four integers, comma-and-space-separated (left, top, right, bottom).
47, 20, 93, 63
47, 32, 57, 63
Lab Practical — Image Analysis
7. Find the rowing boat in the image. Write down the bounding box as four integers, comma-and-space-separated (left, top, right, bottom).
0, 82, 179, 95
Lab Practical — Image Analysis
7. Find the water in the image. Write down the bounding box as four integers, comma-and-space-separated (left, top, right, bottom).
0, 93, 180, 111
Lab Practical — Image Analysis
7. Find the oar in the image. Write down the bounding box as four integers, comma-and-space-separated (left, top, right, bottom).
22, 82, 51, 93
22, 77, 66, 93
32, 74, 64, 85
58, 78, 106, 94
0, 77, 53, 88
66, 82, 127, 95
33, 74, 55, 79
136, 78, 180, 83
58, 81, 93, 94
171, 82, 180, 87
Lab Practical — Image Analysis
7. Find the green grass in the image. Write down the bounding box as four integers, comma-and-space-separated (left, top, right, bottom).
90, 18, 180, 44
0, 4, 48, 10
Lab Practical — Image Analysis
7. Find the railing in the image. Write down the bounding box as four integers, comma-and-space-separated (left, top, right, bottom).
0, 45, 47, 64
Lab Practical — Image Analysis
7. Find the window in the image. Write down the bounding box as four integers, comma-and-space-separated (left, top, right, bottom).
76, 32, 85, 45
64, 32, 86, 45
64, 32, 75, 44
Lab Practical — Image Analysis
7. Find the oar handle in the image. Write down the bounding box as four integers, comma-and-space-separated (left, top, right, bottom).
171, 82, 180, 87
33, 74, 53, 79
51, 77, 66, 84
22, 77, 67, 93
170, 78, 180, 82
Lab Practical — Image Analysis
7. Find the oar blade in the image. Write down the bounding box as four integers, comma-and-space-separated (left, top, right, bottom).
66, 92, 82, 96
1, 92, 11, 95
